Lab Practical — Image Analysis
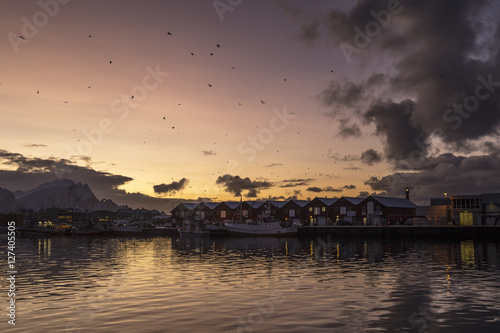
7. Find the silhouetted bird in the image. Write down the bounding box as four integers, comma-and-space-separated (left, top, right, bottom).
17, 35, 25, 40
439, 73, 445, 77
172, 126, 175, 129
260, 100, 266, 104
208, 84, 212, 87
109, 60, 112, 64
163, 117, 165, 119
330, 70, 334, 73
37, 91, 39, 94
88, 86, 91, 88
168, 32, 172, 36
231, 66, 236, 69
191, 52, 194, 56
210, 53, 213, 56
63, 101, 68, 103
216, 44, 220, 48
284, 78, 286, 81
89, 35, 92, 38
131, 95, 134, 99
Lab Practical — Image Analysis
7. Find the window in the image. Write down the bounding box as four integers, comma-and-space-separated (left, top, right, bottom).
321, 206, 326, 213
314, 207, 321, 215
362, 206, 366, 214
221, 210, 226, 218
242, 210, 248, 217
309, 207, 313, 213
289, 209, 295, 217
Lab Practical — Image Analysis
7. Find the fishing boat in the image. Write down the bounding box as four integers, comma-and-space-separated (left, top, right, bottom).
177, 223, 211, 236
224, 200, 297, 236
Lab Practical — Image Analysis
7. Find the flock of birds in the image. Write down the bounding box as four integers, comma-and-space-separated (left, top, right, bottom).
11, 28, 356, 196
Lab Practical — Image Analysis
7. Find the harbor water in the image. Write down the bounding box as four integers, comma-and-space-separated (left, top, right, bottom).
2, 235, 500, 332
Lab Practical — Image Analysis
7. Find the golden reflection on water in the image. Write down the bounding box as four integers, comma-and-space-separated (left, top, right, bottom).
5, 236, 500, 333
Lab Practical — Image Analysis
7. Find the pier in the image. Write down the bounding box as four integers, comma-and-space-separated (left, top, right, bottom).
298, 225, 500, 240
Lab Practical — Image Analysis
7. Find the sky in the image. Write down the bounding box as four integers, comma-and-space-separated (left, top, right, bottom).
1, 0, 500, 210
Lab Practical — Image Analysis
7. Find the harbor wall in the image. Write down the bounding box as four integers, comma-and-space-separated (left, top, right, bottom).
297, 226, 500, 240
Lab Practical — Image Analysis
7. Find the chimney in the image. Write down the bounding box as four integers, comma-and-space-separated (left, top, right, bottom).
405, 187, 410, 200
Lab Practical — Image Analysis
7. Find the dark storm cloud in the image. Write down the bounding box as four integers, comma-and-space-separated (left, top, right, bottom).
308, 185, 356, 193
201, 150, 216, 156
0, 149, 190, 211
0, 149, 132, 193
153, 178, 189, 195
299, 18, 320, 43
364, 152, 500, 204
280, 178, 314, 188
363, 99, 427, 161
360, 149, 383, 165
216, 174, 272, 197
296, 1, 500, 164
23, 143, 47, 148
337, 118, 362, 139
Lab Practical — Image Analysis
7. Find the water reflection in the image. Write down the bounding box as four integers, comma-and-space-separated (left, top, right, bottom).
4, 235, 500, 332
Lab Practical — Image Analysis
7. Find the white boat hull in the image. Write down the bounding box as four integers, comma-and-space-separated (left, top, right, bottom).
224, 222, 297, 236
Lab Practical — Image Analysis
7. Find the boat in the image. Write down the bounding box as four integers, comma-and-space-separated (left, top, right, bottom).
19, 221, 72, 236
224, 201, 297, 236
112, 221, 152, 236
178, 223, 211, 236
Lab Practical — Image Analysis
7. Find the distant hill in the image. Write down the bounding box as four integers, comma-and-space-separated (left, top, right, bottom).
12, 179, 118, 212
0, 187, 17, 213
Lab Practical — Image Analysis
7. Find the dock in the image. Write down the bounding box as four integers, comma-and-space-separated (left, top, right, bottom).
298, 226, 500, 240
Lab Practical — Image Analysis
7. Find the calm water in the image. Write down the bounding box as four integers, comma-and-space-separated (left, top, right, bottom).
2, 234, 500, 332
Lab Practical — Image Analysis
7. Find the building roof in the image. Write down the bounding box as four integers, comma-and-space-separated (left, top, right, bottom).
221, 201, 241, 210
370, 196, 417, 208
341, 197, 364, 205
245, 201, 266, 209
269, 200, 287, 208
199, 202, 220, 210
180, 203, 199, 210
317, 197, 338, 206
288, 200, 309, 207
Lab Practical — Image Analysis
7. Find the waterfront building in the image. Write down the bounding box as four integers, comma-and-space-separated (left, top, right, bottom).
331, 197, 364, 225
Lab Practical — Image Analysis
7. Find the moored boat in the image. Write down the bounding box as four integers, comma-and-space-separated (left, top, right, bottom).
224, 200, 297, 236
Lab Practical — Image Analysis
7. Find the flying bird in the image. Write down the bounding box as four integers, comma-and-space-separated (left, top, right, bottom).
37, 91, 39, 94
17, 35, 25, 40
191, 52, 194, 56
63, 101, 68, 103
439, 73, 445, 77
163, 117, 165, 119
208, 84, 212, 87
131, 95, 134, 99
210, 52, 213, 56
167, 32, 172, 36
216, 44, 220, 48
260, 100, 266, 104
231, 66, 236, 69
89, 35, 92, 38
109, 60, 112, 64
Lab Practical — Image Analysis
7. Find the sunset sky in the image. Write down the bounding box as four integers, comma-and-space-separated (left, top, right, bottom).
1, 0, 500, 210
